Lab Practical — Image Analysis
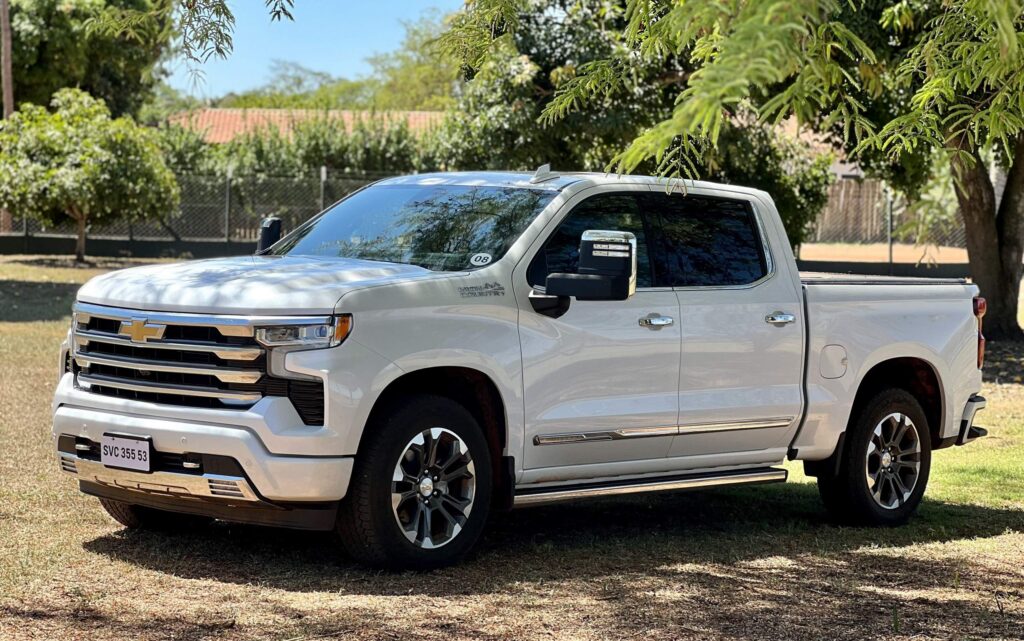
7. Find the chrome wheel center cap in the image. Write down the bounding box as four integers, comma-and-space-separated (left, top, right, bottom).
881, 451, 893, 469
418, 477, 434, 497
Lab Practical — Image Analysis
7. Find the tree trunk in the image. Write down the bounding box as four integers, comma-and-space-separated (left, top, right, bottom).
0, 0, 13, 118
73, 211, 87, 263
950, 138, 1024, 340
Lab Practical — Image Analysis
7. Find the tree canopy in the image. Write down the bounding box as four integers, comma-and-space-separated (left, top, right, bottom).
1, 0, 171, 117
0, 88, 179, 260
439, 0, 1024, 337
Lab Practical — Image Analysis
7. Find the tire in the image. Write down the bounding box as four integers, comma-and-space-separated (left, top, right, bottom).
98, 498, 212, 531
818, 388, 932, 526
337, 394, 492, 570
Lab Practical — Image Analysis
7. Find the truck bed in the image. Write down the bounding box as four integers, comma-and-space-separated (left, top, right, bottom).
800, 271, 968, 286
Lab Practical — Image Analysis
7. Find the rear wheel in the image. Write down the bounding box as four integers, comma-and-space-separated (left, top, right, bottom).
337, 394, 492, 569
98, 498, 212, 531
818, 389, 932, 526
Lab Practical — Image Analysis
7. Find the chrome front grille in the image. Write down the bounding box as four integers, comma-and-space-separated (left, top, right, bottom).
72, 304, 268, 408
70, 303, 328, 424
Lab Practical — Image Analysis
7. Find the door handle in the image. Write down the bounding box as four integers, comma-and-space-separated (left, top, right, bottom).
639, 314, 674, 329
765, 312, 796, 326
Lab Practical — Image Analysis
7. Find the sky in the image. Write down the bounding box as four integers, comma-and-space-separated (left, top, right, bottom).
167, 1, 463, 99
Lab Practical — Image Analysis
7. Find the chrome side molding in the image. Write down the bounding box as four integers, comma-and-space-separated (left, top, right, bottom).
534, 417, 793, 445
513, 467, 787, 507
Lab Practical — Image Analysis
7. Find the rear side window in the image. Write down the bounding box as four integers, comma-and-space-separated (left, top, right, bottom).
642, 193, 767, 287
528, 193, 655, 288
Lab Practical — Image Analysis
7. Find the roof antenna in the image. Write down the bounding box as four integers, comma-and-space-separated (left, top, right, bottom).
530, 163, 558, 184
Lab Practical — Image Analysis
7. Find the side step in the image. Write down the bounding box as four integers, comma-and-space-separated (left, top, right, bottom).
513, 467, 787, 507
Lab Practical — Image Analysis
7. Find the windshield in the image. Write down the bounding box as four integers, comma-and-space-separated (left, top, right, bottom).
271, 184, 558, 271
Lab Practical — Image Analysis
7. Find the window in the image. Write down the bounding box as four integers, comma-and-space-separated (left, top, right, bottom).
272, 184, 556, 271
642, 193, 767, 287
528, 193, 655, 288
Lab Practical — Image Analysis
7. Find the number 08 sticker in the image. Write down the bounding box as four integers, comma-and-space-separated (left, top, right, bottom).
469, 253, 493, 267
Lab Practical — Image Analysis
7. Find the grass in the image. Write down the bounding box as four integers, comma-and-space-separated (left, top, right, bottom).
1, 254, 1023, 641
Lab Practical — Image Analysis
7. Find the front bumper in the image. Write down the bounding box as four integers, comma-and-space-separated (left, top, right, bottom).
53, 403, 353, 503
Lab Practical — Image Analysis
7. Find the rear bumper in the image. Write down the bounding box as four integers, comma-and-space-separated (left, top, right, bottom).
52, 403, 354, 503
956, 394, 988, 446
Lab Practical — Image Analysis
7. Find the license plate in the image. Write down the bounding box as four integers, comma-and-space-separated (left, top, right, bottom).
100, 433, 152, 472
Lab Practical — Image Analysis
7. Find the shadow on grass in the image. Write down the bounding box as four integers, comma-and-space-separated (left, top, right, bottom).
69, 483, 1024, 638
0, 280, 79, 322
83, 482, 1023, 585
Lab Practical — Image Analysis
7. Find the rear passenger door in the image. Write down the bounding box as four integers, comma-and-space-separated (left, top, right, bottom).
639, 191, 804, 466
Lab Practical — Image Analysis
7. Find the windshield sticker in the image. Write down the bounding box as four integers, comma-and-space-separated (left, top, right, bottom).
458, 282, 505, 298
469, 253, 493, 267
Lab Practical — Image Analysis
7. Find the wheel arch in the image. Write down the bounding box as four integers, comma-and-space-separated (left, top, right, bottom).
361, 366, 514, 509
849, 356, 944, 449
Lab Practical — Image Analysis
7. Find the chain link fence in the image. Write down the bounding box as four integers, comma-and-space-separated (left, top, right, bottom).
0, 174, 970, 265
0, 171, 389, 243
808, 178, 967, 254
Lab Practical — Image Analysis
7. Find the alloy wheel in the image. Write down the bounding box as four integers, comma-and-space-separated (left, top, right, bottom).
391, 427, 476, 549
865, 412, 922, 510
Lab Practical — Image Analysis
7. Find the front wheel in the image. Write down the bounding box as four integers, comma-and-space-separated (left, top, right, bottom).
818, 389, 932, 526
336, 394, 492, 569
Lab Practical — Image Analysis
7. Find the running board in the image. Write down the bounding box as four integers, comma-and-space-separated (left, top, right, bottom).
513, 467, 787, 507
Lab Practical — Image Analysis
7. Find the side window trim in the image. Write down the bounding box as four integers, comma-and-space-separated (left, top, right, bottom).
645, 192, 775, 291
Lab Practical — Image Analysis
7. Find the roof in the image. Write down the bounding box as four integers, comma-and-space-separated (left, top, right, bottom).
381, 171, 768, 198
167, 108, 444, 144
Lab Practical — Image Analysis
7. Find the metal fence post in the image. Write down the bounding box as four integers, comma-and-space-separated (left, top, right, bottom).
224, 169, 233, 244
319, 165, 327, 211
886, 188, 894, 276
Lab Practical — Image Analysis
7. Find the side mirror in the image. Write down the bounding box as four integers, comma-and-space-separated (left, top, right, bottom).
256, 217, 282, 254
545, 230, 637, 301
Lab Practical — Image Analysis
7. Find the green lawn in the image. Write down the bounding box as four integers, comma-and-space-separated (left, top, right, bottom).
1, 254, 1022, 641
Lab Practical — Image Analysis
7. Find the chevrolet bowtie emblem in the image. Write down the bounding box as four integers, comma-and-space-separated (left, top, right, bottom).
119, 318, 166, 343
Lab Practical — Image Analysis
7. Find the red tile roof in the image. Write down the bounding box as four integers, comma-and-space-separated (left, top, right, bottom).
168, 108, 444, 143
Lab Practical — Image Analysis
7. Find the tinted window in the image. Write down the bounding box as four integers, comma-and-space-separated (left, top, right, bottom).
528, 193, 654, 288
272, 184, 556, 271
643, 194, 767, 287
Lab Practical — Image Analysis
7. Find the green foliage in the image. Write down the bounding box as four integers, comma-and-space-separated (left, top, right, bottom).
707, 123, 835, 248
89, 0, 292, 69
432, 1, 678, 171
0, 89, 179, 258
214, 61, 376, 110
442, 0, 1024, 179
157, 114, 423, 176
3, 0, 170, 116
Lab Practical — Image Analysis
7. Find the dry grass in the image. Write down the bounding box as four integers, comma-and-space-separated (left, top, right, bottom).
1, 254, 1022, 641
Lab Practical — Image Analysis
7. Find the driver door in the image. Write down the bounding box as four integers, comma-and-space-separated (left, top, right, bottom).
515, 189, 681, 472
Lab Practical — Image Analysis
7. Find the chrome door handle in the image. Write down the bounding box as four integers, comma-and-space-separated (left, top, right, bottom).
765, 312, 796, 326
639, 314, 674, 329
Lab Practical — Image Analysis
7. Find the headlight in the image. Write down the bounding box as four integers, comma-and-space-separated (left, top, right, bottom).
255, 315, 352, 350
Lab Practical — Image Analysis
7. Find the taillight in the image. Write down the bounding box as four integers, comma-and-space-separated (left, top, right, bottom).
974, 296, 986, 369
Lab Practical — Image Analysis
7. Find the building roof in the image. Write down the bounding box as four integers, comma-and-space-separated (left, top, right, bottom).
167, 108, 444, 144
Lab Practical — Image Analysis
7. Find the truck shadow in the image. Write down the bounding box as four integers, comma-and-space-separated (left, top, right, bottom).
0, 279, 80, 322
82, 482, 1024, 599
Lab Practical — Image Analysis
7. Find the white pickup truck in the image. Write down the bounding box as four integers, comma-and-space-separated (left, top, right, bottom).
53, 169, 989, 569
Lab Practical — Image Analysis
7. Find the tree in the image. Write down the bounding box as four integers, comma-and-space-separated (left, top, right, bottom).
441, 0, 1024, 339
0, 89, 179, 261
0, 0, 11, 117
0, 0, 170, 117
434, 0, 833, 247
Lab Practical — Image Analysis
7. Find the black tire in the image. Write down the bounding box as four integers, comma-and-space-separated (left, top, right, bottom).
98, 498, 212, 531
337, 394, 492, 570
818, 389, 932, 526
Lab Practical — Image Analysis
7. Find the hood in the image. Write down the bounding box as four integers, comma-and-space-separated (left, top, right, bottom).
76, 255, 442, 314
